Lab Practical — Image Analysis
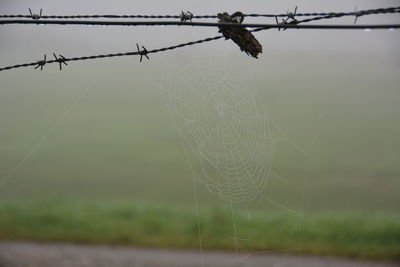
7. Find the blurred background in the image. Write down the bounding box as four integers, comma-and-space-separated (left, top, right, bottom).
0, 0, 399, 265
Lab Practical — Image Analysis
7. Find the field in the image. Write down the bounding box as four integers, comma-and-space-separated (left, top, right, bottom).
0, 201, 400, 260
0, 52, 399, 260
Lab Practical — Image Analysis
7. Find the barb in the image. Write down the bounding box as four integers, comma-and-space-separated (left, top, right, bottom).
286, 6, 298, 24
180, 10, 193, 22
0, 6, 398, 19
354, 6, 360, 24
136, 43, 149, 62
276, 6, 299, 31
34, 54, 47, 70
53, 53, 68, 70
28, 8, 42, 20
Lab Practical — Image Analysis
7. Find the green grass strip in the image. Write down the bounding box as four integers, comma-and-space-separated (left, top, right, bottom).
0, 201, 399, 260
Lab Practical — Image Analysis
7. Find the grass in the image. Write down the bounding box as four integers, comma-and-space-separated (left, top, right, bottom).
0, 200, 399, 261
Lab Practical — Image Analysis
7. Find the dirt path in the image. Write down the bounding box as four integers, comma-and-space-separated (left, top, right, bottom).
0, 241, 398, 267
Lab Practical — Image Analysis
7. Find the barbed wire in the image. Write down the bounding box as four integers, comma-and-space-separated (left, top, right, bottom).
0, 6, 399, 73
0, 6, 399, 20
0, 28, 267, 72
1, 6, 399, 29
0, 19, 399, 29
294, 8, 400, 24
0, 34, 227, 72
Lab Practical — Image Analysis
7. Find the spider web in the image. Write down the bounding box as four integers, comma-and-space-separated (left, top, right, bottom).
162, 55, 278, 203
159, 53, 322, 265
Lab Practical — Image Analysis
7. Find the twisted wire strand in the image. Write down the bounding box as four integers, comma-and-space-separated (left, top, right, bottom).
0, 6, 398, 20
0, 20, 399, 29
296, 8, 400, 24
1, 28, 273, 72
245, 6, 400, 18
0, 14, 183, 19
0, 35, 226, 72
